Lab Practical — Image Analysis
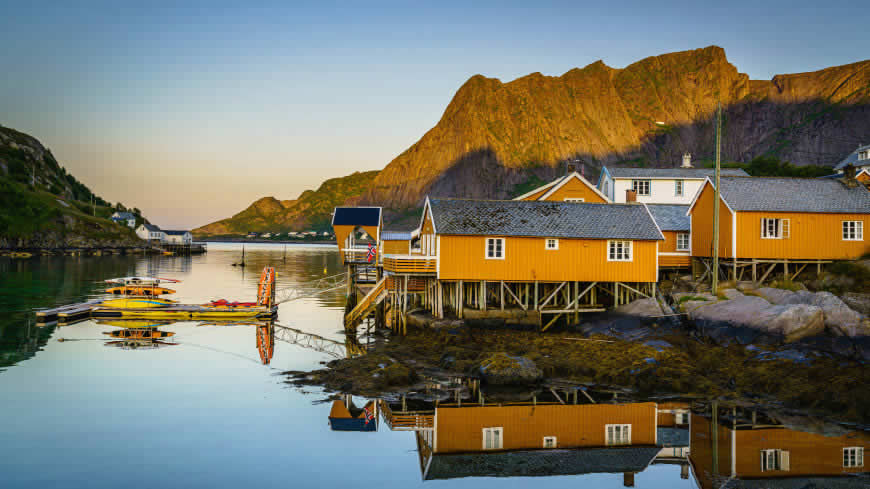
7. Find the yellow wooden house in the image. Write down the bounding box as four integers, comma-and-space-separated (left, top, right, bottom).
687, 176, 870, 282
647, 204, 691, 269
332, 206, 382, 264
514, 171, 611, 203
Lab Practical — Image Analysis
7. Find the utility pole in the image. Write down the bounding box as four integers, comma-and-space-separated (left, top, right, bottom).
712, 102, 722, 294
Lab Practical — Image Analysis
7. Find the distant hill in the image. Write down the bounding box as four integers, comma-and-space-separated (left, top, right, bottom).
192, 170, 379, 236
358, 46, 870, 210
0, 126, 142, 249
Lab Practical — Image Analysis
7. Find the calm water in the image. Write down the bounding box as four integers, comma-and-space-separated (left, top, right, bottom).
0, 244, 866, 488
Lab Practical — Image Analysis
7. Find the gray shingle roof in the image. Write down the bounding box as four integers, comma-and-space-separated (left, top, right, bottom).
716, 177, 870, 213
607, 167, 749, 178
834, 144, 870, 170
163, 230, 189, 235
426, 447, 661, 480
332, 207, 381, 226
646, 204, 690, 231
428, 199, 664, 240
380, 230, 412, 240
141, 223, 161, 232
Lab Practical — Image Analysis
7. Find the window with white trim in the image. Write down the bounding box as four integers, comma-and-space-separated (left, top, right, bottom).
844, 447, 864, 468
676, 412, 689, 425
675, 179, 684, 196
760, 449, 790, 472
606, 424, 631, 445
761, 218, 789, 239
545, 238, 559, 250
563, 197, 584, 202
543, 436, 557, 448
859, 150, 869, 161
486, 238, 504, 259
603, 181, 609, 196
482, 427, 503, 450
843, 221, 863, 241
608, 240, 632, 262
676, 233, 690, 251
632, 179, 651, 196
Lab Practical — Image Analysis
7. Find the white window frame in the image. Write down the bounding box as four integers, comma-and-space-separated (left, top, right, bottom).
545, 238, 559, 250
760, 449, 790, 472
843, 221, 863, 241
631, 179, 651, 196
603, 180, 609, 197
676, 233, 690, 251
761, 218, 789, 239
563, 197, 584, 203
482, 427, 503, 450
543, 436, 557, 448
675, 179, 684, 196
605, 424, 632, 446
485, 238, 505, 260
676, 412, 689, 425
607, 240, 633, 262
844, 447, 864, 468
859, 150, 869, 161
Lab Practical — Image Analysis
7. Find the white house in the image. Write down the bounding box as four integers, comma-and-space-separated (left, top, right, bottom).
834, 144, 870, 173
597, 156, 749, 204
136, 223, 165, 242
164, 230, 192, 245
111, 211, 136, 228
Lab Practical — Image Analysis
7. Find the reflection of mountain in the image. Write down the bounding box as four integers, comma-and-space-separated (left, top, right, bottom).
690, 406, 869, 489
0, 322, 55, 370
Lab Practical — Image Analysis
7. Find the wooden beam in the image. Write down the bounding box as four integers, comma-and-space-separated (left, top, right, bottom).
539, 282, 566, 309
617, 282, 651, 299
564, 282, 596, 310
579, 388, 596, 404
502, 282, 527, 310
500, 281, 504, 311
549, 388, 565, 405
758, 262, 777, 284
542, 312, 563, 332
791, 263, 807, 280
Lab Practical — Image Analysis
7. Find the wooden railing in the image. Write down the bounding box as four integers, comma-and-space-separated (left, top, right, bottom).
379, 400, 434, 430
341, 247, 375, 263
383, 255, 437, 274
345, 277, 387, 325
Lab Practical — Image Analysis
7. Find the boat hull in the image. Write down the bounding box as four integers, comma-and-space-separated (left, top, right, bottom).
91, 306, 277, 320
106, 286, 176, 296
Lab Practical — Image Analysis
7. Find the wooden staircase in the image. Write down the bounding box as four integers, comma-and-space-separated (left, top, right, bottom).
345, 277, 388, 326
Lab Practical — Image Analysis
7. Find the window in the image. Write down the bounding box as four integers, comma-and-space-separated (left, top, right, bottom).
606, 424, 631, 445
859, 150, 869, 161
760, 449, 790, 472
483, 427, 503, 450
545, 238, 559, 250
563, 197, 584, 202
761, 218, 790, 239
843, 221, 863, 241
632, 179, 651, 196
676, 412, 689, 425
844, 447, 864, 468
486, 238, 504, 259
675, 179, 684, 196
676, 233, 690, 251
608, 241, 632, 262
603, 181, 609, 196
543, 436, 557, 448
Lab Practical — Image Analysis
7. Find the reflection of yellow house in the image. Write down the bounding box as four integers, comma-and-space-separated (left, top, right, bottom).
514, 172, 611, 203
690, 413, 869, 489
417, 402, 662, 482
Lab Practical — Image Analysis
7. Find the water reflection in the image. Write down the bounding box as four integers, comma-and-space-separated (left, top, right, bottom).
328, 395, 378, 432
97, 319, 178, 350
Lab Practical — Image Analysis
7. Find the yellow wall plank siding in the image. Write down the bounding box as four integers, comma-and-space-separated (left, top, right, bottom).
659, 230, 691, 268
434, 403, 657, 453
382, 239, 410, 255
689, 183, 734, 258
438, 235, 658, 282
733, 427, 870, 477
736, 211, 870, 260
538, 177, 608, 203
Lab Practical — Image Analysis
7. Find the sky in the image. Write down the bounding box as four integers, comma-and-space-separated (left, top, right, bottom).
1, 1, 868, 229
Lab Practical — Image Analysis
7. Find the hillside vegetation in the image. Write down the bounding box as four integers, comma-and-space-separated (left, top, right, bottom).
0, 126, 142, 249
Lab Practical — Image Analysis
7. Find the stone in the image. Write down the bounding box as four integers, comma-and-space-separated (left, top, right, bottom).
842, 292, 870, 316
477, 353, 542, 385
720, 288, 743, 300
614, 298, 664, 317
757, 289, 868, 337
755, 287, 796, 304
687, 295, 825, 342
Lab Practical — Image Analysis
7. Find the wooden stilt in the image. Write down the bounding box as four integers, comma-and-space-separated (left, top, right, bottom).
500, 280, 504, 311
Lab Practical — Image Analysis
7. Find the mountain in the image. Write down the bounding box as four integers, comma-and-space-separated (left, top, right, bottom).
359, 46, 870, 210
193, 170, 379, 236
0, 126, 142, 249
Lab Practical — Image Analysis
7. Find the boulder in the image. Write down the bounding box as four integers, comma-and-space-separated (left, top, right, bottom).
614, 298, 664, 317
842, 292, 870, 316
720, 288, 743, 300
477, 353, 542, 385
757, 288, 867, 337
755, 287, 796, 304
687, 295, 825, 342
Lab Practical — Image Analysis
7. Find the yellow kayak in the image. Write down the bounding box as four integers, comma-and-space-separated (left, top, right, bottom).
100, 298, 176, 309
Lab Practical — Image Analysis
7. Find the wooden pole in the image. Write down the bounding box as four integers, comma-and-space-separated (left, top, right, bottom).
712, 101, 722, 295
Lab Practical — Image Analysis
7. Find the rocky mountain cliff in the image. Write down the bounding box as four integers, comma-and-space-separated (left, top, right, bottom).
360, 46, 870, 209
0, 126, 141, 249
193, 171, 378, 236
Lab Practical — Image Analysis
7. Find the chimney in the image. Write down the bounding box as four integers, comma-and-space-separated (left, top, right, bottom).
844, 164, 858, 188
625, 189, 637, 203
623, 472, 636, 487
580, 163, 585, 178
682, 152, 693, 168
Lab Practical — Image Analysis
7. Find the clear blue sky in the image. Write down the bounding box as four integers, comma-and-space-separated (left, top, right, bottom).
2, 1, 867, 228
